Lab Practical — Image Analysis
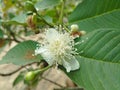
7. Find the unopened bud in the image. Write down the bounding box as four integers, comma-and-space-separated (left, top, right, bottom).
70, 30, 86, 38
26, 15, 36, 29
71, 24, 79, 32
70, 31, 81, 38
24, 71, 35, 81
80, 30, 86, 35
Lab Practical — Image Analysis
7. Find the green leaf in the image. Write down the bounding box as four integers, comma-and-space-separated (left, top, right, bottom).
13, 71, 25, 86
0, 40, 42, 65
66, 29, 120, 90
25, 1, 37, 12
0, 29, 3, 38
35, 0, 60, 10
1, 13, 27, 25
6, 14, 27, 25
69, 0, 120, 32
43, 15, 53, 24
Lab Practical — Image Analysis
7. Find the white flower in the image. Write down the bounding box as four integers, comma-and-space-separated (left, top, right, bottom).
35, 28, 80, 72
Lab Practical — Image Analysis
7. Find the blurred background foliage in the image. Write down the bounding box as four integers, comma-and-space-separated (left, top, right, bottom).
0, 0, 80, 53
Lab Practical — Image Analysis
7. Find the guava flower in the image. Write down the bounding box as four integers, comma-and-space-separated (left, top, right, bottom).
35, 28, 80, 72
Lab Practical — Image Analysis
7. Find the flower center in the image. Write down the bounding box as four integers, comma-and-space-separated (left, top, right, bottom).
54, 40, 61, 47
49, 39, 63, 55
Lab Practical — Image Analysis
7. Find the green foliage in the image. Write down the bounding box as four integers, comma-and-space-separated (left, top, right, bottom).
7, 14, 27, 25
0, 40, 42, 65
69, 56, 120, 90
25, 1, 37, 12
35, 0, 61, 10
65, 0, 120, 90
66, 29, 120, 90
69, 0, 120, 32
13, 72, 25, 86
0, 29, 3, 38
43, 15, 53, 24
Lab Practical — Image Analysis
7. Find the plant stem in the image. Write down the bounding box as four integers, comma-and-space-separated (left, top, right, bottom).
0, 62, 38, 76
54, 87, 84, 90
41, 76, 64, 88
36, 12, 54, 27
9, 30, 21, 43
58, 0, 64, 24
63, 25, 70, 32
34, 65, 51, 74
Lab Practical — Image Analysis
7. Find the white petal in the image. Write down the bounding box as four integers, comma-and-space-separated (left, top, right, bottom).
62, 56, 80, 72
41, 50, 55, 65
35, 47, 47, 55
62, 59, 71, 72
35, 46, 55, 65
46, 28, 59, 43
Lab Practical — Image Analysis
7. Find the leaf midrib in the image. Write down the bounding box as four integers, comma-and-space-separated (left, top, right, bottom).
69, 9, 120, 24
77, 55, 120, 64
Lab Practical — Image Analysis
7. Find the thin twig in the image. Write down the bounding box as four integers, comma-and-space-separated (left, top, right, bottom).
5, 38, 17, 41
9, 30, 21, 43
36, 13, 54, 27
54, 87, 84, 90
0, 62, 38, 76
41, 76, 64, 88
2, 25, 21, 43
58, 0, 64, 24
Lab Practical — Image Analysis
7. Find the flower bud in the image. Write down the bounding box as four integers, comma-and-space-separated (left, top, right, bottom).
24, 71, 35, 81
80, 30, 86, 35
26, 15, 36, 29
71, 24, 79, 32
32, 13, 37, 24
70, 31, 81, 38
70, 24, 86, 37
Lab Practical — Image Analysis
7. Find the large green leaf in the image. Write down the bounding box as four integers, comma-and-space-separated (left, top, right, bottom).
67, 1, 120, 89
66, 29, 120, 90
0, 40, 42, 65
35, 0, 60, 10
68, 0, 120, 32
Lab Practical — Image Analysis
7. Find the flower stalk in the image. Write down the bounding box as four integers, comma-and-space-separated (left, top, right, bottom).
58, 0, 65, 24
